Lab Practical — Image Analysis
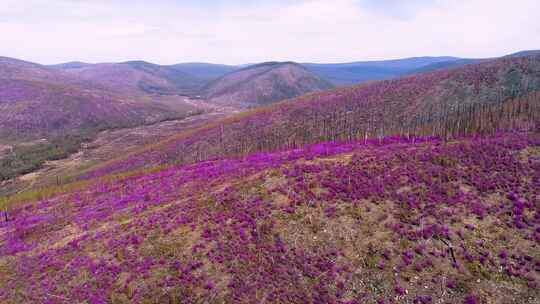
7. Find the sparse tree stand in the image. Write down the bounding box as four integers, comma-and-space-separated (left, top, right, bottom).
3, 210, 7, 222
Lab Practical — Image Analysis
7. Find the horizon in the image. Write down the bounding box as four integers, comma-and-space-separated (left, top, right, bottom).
1, 0, 539, 65
6, 49, 539, 67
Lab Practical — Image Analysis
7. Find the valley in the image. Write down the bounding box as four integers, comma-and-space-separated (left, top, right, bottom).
0, 98, 238, 196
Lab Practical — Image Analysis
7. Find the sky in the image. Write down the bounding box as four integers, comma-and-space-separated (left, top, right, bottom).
1, 0, 539, 65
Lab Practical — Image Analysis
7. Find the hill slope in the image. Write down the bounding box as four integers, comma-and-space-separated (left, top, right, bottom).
203, 62, 335, 106
84, 55, 540, 178
0, 79, 186, 140
1, 132, 539, 303
0, 57, 205, 142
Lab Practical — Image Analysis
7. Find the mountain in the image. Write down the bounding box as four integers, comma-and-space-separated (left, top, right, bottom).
0, 78, 197, 142
303, 56, 462, 85
202, 62, 334, 106
0, 57, 203, 142
2, 131, 539, 303
83, 54, 540, 178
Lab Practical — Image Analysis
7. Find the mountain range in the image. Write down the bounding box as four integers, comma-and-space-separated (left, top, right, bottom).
48, 56, 469, 99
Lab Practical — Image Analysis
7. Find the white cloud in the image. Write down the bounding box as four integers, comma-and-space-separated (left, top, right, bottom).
0, 0, 538, 64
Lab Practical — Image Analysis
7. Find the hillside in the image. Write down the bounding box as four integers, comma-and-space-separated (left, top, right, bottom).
0, 58, 203, 142
84, 55, 540, 178
203, 62, 334, 106
1, 132, 539, 303
0, 79, 185, 139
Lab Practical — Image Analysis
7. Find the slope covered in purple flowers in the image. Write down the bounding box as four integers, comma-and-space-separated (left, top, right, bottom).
1, 132, 539, 303
83, 55, 540, 179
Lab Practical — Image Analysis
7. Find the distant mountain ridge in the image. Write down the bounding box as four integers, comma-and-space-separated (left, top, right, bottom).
302, 56, 462, 85
45, 49, 540, 91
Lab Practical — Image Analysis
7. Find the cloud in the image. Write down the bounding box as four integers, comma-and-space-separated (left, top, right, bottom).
0, 0, 538, 64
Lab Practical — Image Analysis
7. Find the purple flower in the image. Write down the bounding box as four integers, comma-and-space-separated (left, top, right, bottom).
446, 279, 457, 289
463, 295, 479, 304
394, 284, 406, 296
204, 281, 214, 290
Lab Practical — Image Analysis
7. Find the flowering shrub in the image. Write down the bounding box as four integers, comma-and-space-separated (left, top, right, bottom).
0, 132, 539, 303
